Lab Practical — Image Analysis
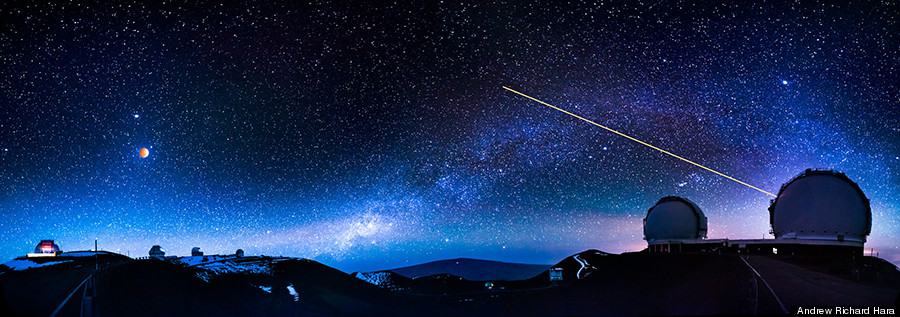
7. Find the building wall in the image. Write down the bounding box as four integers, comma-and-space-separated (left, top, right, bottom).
647, 240, 863, 259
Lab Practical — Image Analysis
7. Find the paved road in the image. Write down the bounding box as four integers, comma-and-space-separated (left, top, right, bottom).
50, 273, 95, 317
1, 266, 93, 316
743, 255, 897, 308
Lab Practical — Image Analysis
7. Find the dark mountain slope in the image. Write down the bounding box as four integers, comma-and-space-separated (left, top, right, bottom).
386, 258, 551, 281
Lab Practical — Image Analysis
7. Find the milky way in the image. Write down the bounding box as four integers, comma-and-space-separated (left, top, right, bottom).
1, 1, 897, 272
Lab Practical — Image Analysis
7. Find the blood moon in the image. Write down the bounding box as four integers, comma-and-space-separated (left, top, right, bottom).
139, 148, 150, 158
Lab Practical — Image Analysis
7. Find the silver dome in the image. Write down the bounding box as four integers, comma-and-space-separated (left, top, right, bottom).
769, 169, 871, 243
643, 196, 708, 242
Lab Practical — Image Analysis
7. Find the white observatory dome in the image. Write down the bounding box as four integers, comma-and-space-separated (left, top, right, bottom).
643, 196, 708, 242
768, 169, 870, 243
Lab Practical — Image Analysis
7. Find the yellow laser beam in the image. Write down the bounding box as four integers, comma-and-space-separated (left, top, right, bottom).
502, 86, 777, 197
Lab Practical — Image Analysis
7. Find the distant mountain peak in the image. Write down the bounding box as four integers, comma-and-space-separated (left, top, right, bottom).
379, 258, 551, 281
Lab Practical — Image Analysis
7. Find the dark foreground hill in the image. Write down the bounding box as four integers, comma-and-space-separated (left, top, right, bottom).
2, 251, 898, 316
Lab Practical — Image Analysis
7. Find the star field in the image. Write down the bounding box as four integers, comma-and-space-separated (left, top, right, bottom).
1, 1, 898, 272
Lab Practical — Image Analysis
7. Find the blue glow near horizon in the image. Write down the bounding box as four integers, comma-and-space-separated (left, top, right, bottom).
1, 1, 897, 271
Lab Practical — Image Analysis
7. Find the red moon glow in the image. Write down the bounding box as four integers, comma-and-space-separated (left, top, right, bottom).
139, 148, 149, 158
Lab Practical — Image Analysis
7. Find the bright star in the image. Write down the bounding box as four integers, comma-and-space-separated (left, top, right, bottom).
781, 80, 789, 85
134, 114, 140, 118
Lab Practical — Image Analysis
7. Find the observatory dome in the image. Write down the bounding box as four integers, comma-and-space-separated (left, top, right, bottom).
34, 240, 61, 254
643, 196, 708, 242
769, 169, 870, 243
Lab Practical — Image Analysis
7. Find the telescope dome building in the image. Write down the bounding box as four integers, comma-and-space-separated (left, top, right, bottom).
641, 169, 870, 257
768, 169, 871, 244
643, 196, 707, 252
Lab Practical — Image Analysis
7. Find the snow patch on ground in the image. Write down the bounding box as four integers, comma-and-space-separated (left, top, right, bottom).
178, 256, 294, 282
197, 260, 270, 275
355, 271, 390, 285
354, 271, 403, 290
195, 271, 212, 282
255, 284, 273, 293
2, 259, 73, 271
176, 255, 232, 266
58, 251, 105, 257
175, 255, 277, 276
286, 284, 299, 301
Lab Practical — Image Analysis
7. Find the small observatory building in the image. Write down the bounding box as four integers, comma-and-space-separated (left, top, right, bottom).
149, 245, 166, 259
27, 240, 63, 257
643, 196, 708, 253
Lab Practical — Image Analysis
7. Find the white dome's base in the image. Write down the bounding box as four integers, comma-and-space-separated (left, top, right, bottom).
646, 238, 864, 257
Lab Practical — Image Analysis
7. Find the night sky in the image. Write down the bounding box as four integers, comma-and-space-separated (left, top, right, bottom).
1, 1, 898, 273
